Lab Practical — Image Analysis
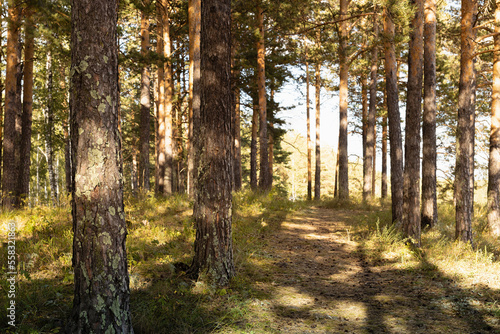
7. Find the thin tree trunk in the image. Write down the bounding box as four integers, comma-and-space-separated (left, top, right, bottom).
489, 0, 500, 236
338, 0, 349, 200
139, 6, 151, 191
250, 96, 258, 190
365, 15, 378, 202
19, 9, 35, 205
362, 75, 369, 201
269, 90, 275, 184
164, 2, 174, 195
314, 53, 321, 200
334, 140, 339, 198
45, 50, 58, 206
0, 2, 3, 191
156, 0, 167, 195
233, 88, 242, 191
422, 0, 438, 229
382, 90, 388, 199
187, 0, 201, 196
383, 7, 404, 224
306, 51, 312, 201
455, 0, 477, 244
132, 150, 138, 196
189, 0, 234, 287
2, 0, 22, 209
257, 2, 271, 191
403, 0, 424, 245
67, 0, 133, 330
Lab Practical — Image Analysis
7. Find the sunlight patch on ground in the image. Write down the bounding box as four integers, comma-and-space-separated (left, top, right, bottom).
281, 221, 317, 231
331, 300, 367, 320
275, 286, 316, 307
303, 233, 329, 240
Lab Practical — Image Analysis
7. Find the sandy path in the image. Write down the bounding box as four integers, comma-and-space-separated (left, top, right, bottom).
248, 207, 498, 334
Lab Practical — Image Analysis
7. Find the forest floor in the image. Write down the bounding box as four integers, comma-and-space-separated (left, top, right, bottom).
226, 206, 500, 334
1, 195, 500, 333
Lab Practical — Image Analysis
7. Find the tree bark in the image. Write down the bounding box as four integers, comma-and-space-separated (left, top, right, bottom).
188, 0, 201, 196
19, 9, 35, 205
314, 54, 321, 200
489, 0, 500, 237
455, 0, 477, 244
306, 51, 312, 201
403, 0, 424, 245
250, 96, 258, 190
257, 2, 271, 191
233, 87, 242, 191
2, 0, 22, 209
383, 7, 404, 224
365, 14, 378, 202
362, 75, 368, 195
67, 0, 133, 331
45, 50, 59, 206
139, 6, 151, 191
189, 0, 234, 287
338, 0, 349, 200
156, 0, 166, 195
382, 109, 388, 199
163, 2, 174, 195
422, 0, 438, 229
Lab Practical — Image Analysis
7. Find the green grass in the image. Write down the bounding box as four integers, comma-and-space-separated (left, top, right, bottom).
1, 192, 499, 333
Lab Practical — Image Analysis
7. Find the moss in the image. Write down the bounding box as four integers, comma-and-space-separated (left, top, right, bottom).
105, 325, 115, 334
98, 103, 106, 113
95, 295, 105, 312
80, 60, 89, 72
109, 206, 116, 216
91, 90, 98, 100
110, 297, 122, 326
103, 55, 109, 63
100, 232, 112, 246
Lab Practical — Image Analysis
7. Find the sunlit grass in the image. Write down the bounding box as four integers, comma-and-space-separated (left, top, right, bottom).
1, 190, 499, 333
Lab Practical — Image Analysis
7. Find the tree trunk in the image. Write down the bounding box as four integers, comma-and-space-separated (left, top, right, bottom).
382, 110, 388, 199
314, 55, 321, 200
269, 89, 275, 185
139, 6, 151, 191
365, 15, 378, 202
383, 7, 404, 224
338, 0, 349, 200
403, 0, 424, 245
422, 0, 438, 229
489, 0, 500, 237
189, 0, 234, 287
0, 2, 3, 192
455, 0, 477, 244
156, 0, 166, 195
164, 3, 174, 195
306, 52, 312, 201
67, 0, 133, 331
257, 2, 271, 192
19, 9, 35, 205
188, 0, 201, 196
250, 96, 258, 190
233, 88, 242, 191
362, 75, 369, 201
2, 0, 22, 209
45, 50, 59, 206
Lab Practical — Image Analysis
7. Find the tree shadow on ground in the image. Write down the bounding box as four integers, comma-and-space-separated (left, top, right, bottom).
3, 204, 499, 333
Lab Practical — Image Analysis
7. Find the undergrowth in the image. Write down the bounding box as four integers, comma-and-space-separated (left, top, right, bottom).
1, 192, 499, 333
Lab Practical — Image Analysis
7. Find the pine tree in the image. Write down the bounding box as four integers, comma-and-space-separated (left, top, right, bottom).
455, 0, 477, 244
189, 0, 235, 286
2, 0, 22, 209
403, 0, 424, 245
489, 0, 500, 236
67, 0, 133, 331
383, 4, 404, 224
422, 0, 438, 228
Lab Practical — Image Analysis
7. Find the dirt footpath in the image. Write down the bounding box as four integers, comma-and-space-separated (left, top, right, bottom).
247, 207, 499, 334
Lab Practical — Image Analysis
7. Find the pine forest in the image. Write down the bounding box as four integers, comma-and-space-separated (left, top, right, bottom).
1, 0, 500, 332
